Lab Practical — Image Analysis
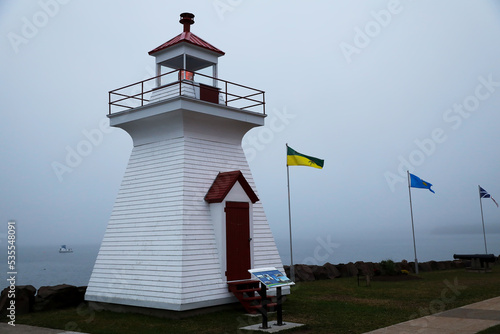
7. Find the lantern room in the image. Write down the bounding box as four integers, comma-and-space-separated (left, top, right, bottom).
107, 12, 264, 115
148, 12, 224, 88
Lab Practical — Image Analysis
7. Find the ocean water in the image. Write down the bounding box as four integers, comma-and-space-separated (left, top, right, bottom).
1, 234, 497, 290
1, 244, 100, 289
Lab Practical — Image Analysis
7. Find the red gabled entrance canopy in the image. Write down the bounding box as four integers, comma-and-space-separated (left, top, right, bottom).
204, 171, 259, 204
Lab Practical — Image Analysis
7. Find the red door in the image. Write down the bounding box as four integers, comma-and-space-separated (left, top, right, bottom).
225, 202, 251, 281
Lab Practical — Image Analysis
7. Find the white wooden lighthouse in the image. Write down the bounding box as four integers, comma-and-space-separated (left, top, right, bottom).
85, 13, 285, 312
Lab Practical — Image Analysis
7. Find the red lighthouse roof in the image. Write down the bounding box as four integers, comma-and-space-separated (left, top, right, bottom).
148, 13, 225, 56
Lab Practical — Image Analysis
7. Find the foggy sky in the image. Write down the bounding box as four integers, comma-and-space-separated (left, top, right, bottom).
1, 0, 500, 264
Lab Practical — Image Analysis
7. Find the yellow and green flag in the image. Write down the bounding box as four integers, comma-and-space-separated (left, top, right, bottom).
287, 145, 324, 169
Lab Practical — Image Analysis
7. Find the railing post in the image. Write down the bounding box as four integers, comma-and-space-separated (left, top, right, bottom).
141, 82, 144, 106
109, 92, 111, 115
179, 69, 182, 97
262, 92, 265, 115
225, 81, 228, 106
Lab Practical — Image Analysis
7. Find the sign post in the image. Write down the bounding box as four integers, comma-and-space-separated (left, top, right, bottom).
248, 267, 294, 329
275, 286, 283, 325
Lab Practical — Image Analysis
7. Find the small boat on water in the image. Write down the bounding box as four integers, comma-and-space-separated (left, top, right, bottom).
59, 245, 73, 253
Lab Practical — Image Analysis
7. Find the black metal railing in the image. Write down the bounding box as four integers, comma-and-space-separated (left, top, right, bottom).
108, 69, 265, 115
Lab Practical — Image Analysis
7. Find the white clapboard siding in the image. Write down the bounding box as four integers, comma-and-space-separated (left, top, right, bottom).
149, 79, 226, 105
182, 137, 284, 273
86, 132, 284, 311
149, 81, 198, 104
87, 137, 190, 308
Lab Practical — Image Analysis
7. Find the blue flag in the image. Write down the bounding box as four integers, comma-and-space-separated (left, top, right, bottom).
410, 173, 435, 193
479, 186, 499, 207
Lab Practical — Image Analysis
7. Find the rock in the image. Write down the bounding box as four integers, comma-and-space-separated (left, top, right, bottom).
355, 261, 375, 276
77, 286, 87, 300
294, 264, 315, 282
311, 265, 329, 280
346, 263, 358, 277
282, 259, 470, 283
452, 260, 465, 269
428, 261, 439, 271
337, 263, 358, 277
336, 264, 347, 277
323, 262, 341, 279
0, 285, 36, 316
436, 261, 449, 270
366, 262, 377, 275
35, 284, 83, 312
418, 262, 433, 272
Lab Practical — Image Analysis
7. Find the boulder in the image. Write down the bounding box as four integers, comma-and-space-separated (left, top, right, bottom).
436, 261, 450, 270
294, 264, 315, 282
347, 263, 358, 277
0, 285, 36, 316
284, 265, 290, 278
323, 262, 341, 279
418, 262, 433, 272
452, 260, 465, 269
355, 261, 375, 276
77, 286, 87, 300
337, 262, 358, 277
35, 284, 83, 312
336, 264, 347, 277
311, 265, 329, 280
428, 261, 439, 271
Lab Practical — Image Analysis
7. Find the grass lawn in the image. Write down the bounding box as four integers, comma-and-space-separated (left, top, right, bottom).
5, 269, 500, 333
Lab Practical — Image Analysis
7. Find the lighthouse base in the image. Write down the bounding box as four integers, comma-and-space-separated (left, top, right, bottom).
85, 135, 285, 312
87, 298, 240, 319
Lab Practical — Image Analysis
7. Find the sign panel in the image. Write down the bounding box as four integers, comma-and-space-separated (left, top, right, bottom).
248, 267, 295, 287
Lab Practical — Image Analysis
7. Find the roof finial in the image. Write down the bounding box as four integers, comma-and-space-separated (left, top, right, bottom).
179, 13, 195, 33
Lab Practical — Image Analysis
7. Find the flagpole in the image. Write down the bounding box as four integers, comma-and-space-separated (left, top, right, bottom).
479, 185, 488, 254
286, 145, 295, 282
407, 171, 419, 274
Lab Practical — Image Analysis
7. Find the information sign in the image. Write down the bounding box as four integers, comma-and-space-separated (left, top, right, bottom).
248, 267, 294, 287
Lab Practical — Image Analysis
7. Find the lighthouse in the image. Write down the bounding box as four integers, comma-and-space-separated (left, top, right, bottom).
85, 13, 285, 312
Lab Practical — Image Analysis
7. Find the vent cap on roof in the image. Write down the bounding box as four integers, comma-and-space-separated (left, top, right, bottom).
179, 12, 194, 32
